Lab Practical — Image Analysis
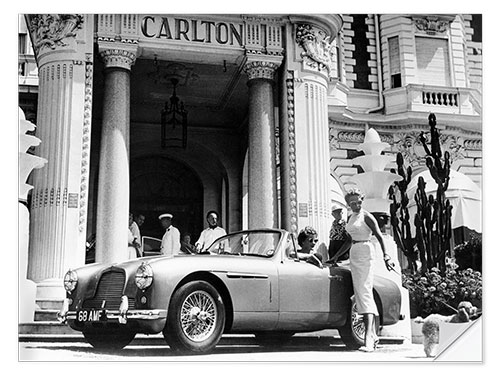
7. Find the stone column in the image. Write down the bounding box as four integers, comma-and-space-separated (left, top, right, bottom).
25, 15, 93, 301
291, 21, 341, 260
243, 57, 282, 229
95, 47, 137, 263
294, 77, 332, 258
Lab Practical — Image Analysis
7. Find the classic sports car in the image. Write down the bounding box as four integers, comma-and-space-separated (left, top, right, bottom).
59, 229, 402, 353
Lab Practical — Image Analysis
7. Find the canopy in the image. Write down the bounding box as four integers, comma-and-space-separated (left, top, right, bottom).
406, 169, 482, 233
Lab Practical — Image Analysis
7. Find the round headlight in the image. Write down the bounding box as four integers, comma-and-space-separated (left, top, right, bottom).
135, 263, 153, 290
63, 269, 78, 294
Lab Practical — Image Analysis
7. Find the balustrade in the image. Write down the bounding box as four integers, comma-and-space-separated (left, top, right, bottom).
422, 90, 458, 107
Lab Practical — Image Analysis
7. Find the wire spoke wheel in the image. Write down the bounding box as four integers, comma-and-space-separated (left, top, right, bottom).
351, 303, 365, 343
163, 280, 225, 353
180, 290, 217, 342
338, 297, 380, 349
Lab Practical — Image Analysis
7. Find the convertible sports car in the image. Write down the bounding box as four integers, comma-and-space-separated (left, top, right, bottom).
58, 229, 402, 353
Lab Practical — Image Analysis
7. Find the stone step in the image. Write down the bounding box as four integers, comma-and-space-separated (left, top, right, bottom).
19, 322, 75, 335
36, 299, 64, 310
34, 309, 60, 322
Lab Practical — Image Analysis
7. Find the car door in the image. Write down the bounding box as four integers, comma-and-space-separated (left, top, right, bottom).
276, 234, 333, 330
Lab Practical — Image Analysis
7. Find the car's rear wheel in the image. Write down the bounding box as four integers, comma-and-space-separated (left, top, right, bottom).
163, 280, 225, 354
83, 328, 136, 350
254, 332, 295, 347
338, 298, 380, 349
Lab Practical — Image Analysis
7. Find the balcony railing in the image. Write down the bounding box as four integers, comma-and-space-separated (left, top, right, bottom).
385, 84, 481, 116
421, 90, 458, 107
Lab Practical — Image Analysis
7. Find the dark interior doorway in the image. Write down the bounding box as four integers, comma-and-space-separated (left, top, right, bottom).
130, 156, 204, 240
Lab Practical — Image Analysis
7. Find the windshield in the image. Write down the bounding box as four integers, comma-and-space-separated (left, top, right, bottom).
205, 231, 281, 258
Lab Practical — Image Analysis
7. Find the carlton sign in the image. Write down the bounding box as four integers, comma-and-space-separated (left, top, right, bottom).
140, 15, 245, 47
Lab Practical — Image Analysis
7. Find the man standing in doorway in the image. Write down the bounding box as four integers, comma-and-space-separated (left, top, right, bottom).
129, 213, 142, 245
135, 213, 146, 228
159, 213, 181, 257
195, 210, 227, 252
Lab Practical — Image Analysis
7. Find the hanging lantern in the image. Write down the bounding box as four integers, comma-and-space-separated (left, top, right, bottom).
160, 78, 187, 149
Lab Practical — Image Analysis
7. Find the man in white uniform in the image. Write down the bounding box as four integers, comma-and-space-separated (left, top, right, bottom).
195, 211, 227, 252
129, 213, 141, 249
128, 212, 141, 258
159, 213, 181, 257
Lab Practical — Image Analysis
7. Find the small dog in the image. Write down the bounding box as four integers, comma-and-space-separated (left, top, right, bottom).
414, 301, 478, 357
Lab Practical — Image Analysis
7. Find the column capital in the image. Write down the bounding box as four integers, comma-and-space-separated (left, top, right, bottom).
26, 14, 84, 56
243, 55, 283, 81
98, 45, 137, 70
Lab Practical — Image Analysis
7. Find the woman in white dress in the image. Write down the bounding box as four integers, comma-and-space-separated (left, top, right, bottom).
344, 188, 392, 352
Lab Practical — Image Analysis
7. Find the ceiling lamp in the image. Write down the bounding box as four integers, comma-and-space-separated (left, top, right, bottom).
160, 78, 187, 149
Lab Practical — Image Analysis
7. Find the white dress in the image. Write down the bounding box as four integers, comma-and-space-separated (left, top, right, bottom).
345, 210, 378, 315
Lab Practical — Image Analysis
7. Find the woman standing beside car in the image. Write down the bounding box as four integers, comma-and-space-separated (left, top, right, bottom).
344, 188, 392, 352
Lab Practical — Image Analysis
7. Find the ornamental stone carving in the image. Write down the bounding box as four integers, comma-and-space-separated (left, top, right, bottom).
99, 48, 137, 70
27, 14, 84, 54
295, 23, 336, 77
394, 131, 466, 168
79, 61, 93, 232
243, 60, 280, 81
337, 131, 365, 144
412, 15, 454, 35
286, 71, 298, 233
464, 138, 482, 150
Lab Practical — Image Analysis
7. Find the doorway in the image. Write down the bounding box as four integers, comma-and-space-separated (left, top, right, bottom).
130, 156, 204, 240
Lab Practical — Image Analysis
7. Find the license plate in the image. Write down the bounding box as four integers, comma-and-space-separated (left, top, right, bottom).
76, 309, 105, 322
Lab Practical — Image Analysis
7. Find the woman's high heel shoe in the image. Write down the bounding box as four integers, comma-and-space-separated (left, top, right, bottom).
358, 336, 377, 352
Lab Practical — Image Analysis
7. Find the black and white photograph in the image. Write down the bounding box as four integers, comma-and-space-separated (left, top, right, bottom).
11, 3, 490, 369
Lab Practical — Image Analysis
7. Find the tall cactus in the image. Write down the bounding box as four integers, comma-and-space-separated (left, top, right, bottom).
415, 114, 453, 272
389, 153, 417, 271
390, 113, 453, 273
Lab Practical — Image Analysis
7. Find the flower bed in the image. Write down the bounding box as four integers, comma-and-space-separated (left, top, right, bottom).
402, 261, 482, 318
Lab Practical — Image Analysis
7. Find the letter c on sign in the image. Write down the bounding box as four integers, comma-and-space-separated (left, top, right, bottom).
141, 16, 156, 38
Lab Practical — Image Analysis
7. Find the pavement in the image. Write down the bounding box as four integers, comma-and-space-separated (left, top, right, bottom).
18, 329, 435, 362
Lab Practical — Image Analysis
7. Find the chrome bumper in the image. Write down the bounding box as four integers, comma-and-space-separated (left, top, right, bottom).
58, 297, 167, 325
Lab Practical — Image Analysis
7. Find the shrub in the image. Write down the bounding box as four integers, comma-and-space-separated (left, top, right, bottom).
402, 260, 482, 318
454, 235, 482, 272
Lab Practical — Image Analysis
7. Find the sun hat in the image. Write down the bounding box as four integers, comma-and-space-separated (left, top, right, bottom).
331, 203, 344, 212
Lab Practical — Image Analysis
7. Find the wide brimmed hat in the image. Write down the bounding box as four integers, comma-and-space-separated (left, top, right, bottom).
331, 203, 344, 212
158, 213, 173, 220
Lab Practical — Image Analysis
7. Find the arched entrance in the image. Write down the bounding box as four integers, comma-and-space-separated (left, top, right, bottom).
130, 156, 204, 239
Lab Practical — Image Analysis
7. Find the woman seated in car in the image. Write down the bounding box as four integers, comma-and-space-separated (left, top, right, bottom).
297, 226, 323, 266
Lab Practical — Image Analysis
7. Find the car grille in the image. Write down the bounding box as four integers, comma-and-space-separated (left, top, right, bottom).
82, 270, 135, 309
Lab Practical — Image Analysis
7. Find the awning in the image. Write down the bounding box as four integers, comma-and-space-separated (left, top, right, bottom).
406, 169, 482, 233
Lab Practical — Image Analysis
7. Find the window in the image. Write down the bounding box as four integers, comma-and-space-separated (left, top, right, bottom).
415, 36, 451, 86
336, 45, 342, 80
471, 14, 482, 43
388, 36, 401, 88
352, 14, 371, 90
19, 33, 27, 54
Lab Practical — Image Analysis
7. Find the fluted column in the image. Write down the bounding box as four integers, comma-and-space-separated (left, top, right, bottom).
95, 47, 136, 263
303, 80, 331, 245
26, 15, 93, 287
244, 57, 282, 229
291, 21, 340, 259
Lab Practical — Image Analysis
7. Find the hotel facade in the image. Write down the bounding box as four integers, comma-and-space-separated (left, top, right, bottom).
19, 14, 482, 308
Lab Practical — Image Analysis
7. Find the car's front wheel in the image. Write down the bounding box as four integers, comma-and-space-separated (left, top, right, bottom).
83, 328, 136, 349
163, 280, 225, 353
338, 298, 380, 349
